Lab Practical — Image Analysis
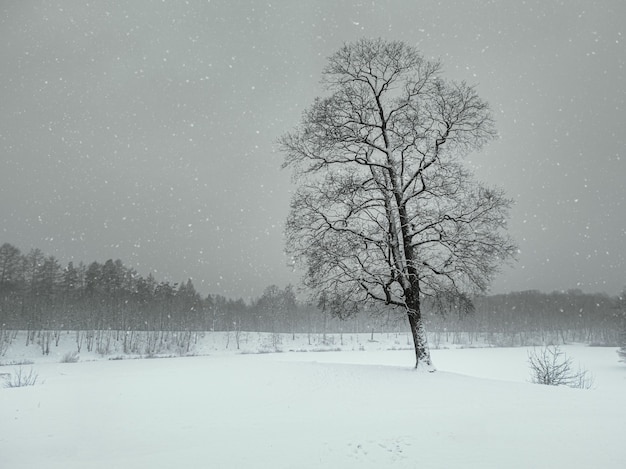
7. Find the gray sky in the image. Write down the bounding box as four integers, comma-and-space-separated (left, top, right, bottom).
1, 0, 624, 299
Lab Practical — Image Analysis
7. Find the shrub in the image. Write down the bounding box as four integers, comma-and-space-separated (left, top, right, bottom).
0, 359, 34, 367
2, 366, 39, 388
60, 351, 80, 363
528, 345, 594, 389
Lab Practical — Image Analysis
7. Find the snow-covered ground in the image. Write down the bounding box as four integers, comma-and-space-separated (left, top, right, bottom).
1, 332, 624, 468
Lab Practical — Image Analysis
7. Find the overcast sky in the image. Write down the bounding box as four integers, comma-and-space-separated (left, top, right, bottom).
1, 1, 624, 299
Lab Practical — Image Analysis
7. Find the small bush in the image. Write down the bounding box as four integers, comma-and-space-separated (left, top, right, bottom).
2, 366, 39, 388
528, 345, 594, 389
60, 351, 79, 363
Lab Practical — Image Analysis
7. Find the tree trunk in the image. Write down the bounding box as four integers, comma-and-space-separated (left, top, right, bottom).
407, 312, 434, 370
406, 290, 434, 370
402, 241, 434, 370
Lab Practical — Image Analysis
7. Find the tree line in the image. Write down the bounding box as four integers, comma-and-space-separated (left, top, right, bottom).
0, 242, 375, 336
1, 242, 624, 346
425, 289, 624, 347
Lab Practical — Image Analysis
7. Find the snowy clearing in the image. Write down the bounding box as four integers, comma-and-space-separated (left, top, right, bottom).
1, 335, 624, 468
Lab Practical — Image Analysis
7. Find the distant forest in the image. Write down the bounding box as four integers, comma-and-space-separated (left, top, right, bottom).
1, 242, 624, 346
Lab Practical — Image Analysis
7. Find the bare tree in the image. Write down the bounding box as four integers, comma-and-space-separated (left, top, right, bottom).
618, 287, 626, 363
280, 39, 516, 369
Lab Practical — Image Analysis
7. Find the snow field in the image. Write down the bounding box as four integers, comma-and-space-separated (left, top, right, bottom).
1, 341, 625, 468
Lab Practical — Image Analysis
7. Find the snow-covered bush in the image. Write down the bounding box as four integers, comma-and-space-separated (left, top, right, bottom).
60, 351, 79, 363
528, 345, 594, 389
